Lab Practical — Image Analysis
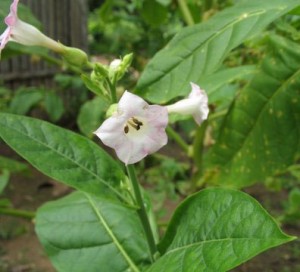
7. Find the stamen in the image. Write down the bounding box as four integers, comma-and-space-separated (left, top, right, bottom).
132, 117, 143, 126
124, 117, 144, 133
124, 125, 129, 134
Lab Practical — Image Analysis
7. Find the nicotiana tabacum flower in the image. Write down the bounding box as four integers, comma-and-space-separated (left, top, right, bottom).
0, 0, 63, 54
167, 82, 209, 125
94, 91, 168, 165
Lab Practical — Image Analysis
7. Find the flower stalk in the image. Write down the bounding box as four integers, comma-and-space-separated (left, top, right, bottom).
126, 165, 156, 262
0, 207, 35, 219
177, 0, 195, 26
166, 126, 190, 154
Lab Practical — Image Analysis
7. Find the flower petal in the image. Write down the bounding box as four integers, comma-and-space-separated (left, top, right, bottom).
118, 91, 148, 117
95, 91, 169, 164
5, 0, 19, 26
0, 28, 11, 50
167, 83, 209, 125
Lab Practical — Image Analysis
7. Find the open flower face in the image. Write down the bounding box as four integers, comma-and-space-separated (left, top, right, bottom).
94, 91, 168, 164
167, 82, 209, 125
0, 0, 62, 53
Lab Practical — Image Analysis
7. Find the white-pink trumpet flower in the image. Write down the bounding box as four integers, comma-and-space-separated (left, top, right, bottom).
94, 91, 168, 164
0, 0, 63, 54
167, 82, 209, 125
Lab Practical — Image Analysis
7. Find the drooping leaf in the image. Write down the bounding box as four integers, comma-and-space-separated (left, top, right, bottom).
136, 0, 300, 103
147, 188, 294, 272
0, 113, 127, 202
36, 191, 151, 272
204, 35, 300, 187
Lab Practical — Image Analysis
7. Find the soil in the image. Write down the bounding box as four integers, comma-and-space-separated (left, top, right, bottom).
0, 141, 299, 272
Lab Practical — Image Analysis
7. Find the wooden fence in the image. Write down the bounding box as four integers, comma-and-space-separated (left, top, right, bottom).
0, 0, 88, 89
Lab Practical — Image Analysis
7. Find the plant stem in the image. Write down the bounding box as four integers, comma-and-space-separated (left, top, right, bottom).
177, 0, 195, 26
0, 207, 35, 219
126, 165, 156, 262
106, 78, 118, 103
166, 126, 190, 154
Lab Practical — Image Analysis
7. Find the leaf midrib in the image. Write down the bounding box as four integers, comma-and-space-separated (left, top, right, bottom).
0, 116, 127, 202
165, 236, 291, 255
139, 8, 266, 90
86, 194, 140, 272
219, 67, 300, 167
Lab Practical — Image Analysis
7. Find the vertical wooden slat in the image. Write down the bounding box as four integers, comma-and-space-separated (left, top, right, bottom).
0, 0, 88, 88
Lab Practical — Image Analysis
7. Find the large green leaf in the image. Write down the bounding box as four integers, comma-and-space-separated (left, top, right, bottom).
200, 65, 257, 104
136, 0, 300, 103
147, 188, 294, 272
204, 35, 300, 187
35, 191, 151, 272
0, 113, 127, 202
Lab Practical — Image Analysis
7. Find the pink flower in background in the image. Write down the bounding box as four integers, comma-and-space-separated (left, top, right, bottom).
167, 82, 209, 125
94, 91, 168, 164
0, 0, 62, 53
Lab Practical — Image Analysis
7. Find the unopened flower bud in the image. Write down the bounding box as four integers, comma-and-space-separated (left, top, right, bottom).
109, 53, 133, 81
60, 45, 89, 68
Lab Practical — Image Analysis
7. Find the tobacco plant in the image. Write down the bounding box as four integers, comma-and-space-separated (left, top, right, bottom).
0, 0, 299, 271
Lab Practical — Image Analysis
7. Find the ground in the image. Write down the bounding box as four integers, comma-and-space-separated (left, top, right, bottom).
0, 142, 299, 272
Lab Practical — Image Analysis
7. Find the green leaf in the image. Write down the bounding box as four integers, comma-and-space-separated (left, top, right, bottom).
77, 96, 109, 138
81, 74, 108, 99
1, 43, 51, 61
200, 65, 257, 104
0, 155, 28, 173
35, 191, 151, 272
281, 188, 300, 223
44, 92, 65, 122
0, 113, 127, 202
0, 169, 10, 194
147, 188, 294, 272
141, 0, 168, 28
155, 0, 172, 6
9, 87, 43, 115
136, 0, 300, 103
204, 35, 300, 187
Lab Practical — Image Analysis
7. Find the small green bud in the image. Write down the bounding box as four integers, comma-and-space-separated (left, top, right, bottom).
122, 53, 133, 68
94, 63, 109, 78
60, 45, 89, 68
109, 53, 133, 81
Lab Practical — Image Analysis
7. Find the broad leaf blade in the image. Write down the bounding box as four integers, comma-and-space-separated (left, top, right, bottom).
36, 192, 151, 272
148, 188, 294, 272
200, 65, 257, 105
204, 35, 300, 187
136, 0, 300, 103
0, 113, 126, 202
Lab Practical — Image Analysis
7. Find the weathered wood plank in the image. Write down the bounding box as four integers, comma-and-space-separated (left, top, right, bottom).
0, 0, 88, 88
